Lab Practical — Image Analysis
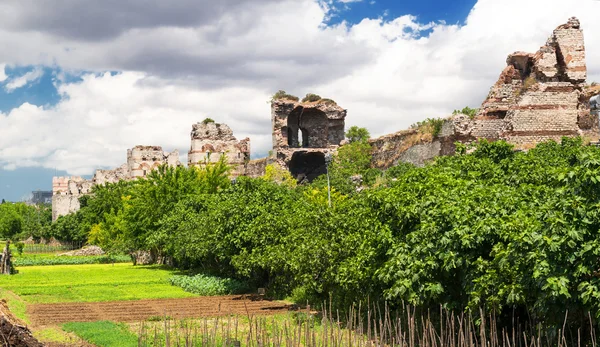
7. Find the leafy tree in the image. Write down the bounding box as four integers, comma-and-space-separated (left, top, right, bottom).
345, 126, 370, 143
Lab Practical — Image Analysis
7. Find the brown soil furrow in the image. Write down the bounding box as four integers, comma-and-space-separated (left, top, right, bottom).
27, 295, 292, 325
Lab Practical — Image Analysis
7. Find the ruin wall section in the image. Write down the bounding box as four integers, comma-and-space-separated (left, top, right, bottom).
188, 122, 250, 178
52, 146, 180, 221
370, 17, 598, 169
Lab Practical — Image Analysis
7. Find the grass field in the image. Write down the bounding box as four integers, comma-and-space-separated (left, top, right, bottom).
64, 321, 138, 347
0, 263, 196, 304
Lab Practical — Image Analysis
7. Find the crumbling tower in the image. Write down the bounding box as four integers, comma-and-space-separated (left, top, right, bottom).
473, 16, 596, 146
188, 121, 250, 177
271, 98, 346, 181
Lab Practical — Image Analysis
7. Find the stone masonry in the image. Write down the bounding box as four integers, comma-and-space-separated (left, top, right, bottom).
52, 146, 180, 221
370, 17, 598, 169
188, 121, 250, 177
271, 99, 346, 181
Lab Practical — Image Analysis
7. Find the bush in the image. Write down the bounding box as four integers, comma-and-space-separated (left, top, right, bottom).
271, 90, 299, 102
14, 242, 24, 255
301, 93, 321, 103
410, 118, 445, 137
452, 106, 478, 119
169, 274, 250, 296
202, 118, 215, 124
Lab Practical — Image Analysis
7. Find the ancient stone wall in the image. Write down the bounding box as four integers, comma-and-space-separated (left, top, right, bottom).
245, 158, 269, 178
127, 146, 180, 178
52, 146, 180, 220
370, 17, 598, 169
188, 122, 250, 177
271, 99, 346, 180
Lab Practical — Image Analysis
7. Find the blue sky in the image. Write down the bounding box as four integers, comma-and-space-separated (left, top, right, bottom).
0, 0, 596, 201
328, 0, 477, 26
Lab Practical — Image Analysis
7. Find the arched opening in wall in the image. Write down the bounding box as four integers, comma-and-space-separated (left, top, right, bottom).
287, 107, 303, 148
299, 109, 327, 148
289, 151, 326, 182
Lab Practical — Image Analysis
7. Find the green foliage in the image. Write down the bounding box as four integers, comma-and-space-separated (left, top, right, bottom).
302, 93, 321, 103
345, 126, 370, 143
169, 273, 250, 296
271, 90, 299, 102
410, 118, 445, 137
202, 117, 215, 124
15, 242, 24, 255
48, 134, 600, 330
452, 106, 479, 119
13, 254, 130, 266
262, 164, 297, 188
63, 321, 138, 347
0, 203, 51, 241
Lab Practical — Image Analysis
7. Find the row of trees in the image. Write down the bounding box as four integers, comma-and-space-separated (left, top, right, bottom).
0, 201, 51, 241
40, 130, 600, 329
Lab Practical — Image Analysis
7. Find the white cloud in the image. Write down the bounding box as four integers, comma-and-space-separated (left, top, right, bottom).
4, 67, 44, 92
0, 0, 599, 175
0, 64, 6, 82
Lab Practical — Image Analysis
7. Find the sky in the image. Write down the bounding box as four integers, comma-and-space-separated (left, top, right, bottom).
1, 0, 599, 201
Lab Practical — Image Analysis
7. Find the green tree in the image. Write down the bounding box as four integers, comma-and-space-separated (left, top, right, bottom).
345, 126, 370, 143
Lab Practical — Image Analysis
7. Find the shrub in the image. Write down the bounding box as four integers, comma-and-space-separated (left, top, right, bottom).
202, 118, 215, 124
271, 90, 299, 102
410, 118, 445, 137
15, 242, 24, 255
301, 93, 322, 103
169, 274, 250, 296
318, 98, 337, 105
452, 106, 478, 119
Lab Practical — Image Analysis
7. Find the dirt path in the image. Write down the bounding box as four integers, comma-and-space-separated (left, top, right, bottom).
27, 295, 293, 325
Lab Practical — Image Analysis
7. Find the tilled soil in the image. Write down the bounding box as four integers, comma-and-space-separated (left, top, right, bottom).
28, 295, 293, 326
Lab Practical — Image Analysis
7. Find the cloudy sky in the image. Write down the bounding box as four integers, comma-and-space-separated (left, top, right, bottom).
1, 0, 599, 201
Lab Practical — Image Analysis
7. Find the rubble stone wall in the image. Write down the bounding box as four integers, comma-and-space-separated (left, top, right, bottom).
370, 17, 598, 169
188, 122, 250, 178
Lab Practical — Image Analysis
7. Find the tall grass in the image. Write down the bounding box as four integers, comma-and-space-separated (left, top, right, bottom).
136, 303, 600, 346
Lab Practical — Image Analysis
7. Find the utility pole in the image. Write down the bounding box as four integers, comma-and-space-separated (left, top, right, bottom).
325, 153, 333, 208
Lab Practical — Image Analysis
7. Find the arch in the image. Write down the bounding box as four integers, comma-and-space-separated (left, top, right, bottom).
289, 151, 327, 182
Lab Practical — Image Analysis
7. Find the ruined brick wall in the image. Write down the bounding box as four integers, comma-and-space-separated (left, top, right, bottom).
53, 146, 180, 221
245, 158, 269, 177
188, 122, 250, 178
271, 99, 346, 181
370, 17, 597, 169
127, 145, 180, 178
476, 16, 593, 146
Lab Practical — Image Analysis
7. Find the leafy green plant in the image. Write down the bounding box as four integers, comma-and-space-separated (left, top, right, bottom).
202, 117, 215, 124
169, 274, 250, 296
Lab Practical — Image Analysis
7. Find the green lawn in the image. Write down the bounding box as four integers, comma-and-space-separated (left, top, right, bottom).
0, 263, 196, 304
64, 321, 138, 347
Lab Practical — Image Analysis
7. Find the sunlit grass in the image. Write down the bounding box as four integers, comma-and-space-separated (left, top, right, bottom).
0, 263, 196, 303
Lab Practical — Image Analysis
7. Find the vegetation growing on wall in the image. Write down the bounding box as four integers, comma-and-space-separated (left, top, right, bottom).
301, 93, 321, 103
271, 90, 299, 102
452, 106, 478, 119
410, 118, 445, 137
